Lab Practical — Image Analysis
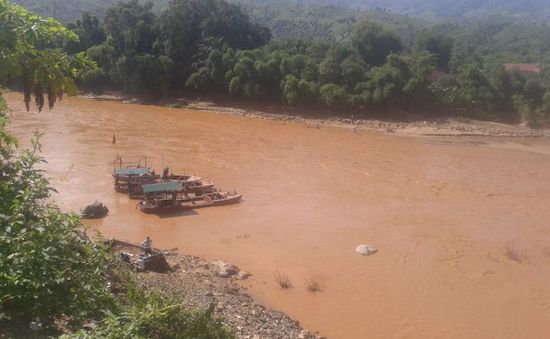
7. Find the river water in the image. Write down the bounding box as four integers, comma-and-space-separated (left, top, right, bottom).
6, 92, 550, 339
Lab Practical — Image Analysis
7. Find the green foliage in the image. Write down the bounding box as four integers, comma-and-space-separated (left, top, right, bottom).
103, 0, 157, 56
65, 275, 233, 339
403, 52, 437, 105
0, 0, 92, 111
0, 129, 114, 325
65, 12, 105, 54
319, 83, 348, 107
352, 20, 402, 67
281, 74, 317, 104
233, 0, 426, 45
158, 0, 270, 85
413, 29, 453, 70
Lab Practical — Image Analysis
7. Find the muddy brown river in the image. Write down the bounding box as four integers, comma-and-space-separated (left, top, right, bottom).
6, 92, 550, 339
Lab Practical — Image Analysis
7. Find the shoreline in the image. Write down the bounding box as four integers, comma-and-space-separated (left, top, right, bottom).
83, 93, 550, 139
183, 101, 550, 139
133, 245, 323, 339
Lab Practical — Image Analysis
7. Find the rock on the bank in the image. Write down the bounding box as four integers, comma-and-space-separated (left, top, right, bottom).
237, 270, 251, 280
214, 260, 240, 277
356, 244, 378, 256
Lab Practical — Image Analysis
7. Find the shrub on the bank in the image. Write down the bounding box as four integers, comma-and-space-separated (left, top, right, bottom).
0, 127, 115, 326
66, 274, 234, 339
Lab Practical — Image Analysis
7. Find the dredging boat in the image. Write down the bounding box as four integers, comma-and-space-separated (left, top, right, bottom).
127, 174, 214, 199
113, 158, 214, 198
113, 156, 157, 193
137, 181, 242, 214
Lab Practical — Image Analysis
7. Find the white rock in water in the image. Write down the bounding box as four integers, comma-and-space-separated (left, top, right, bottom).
356, 244, 378, 256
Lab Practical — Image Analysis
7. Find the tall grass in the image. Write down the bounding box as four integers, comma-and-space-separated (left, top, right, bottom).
504, 241, 523, 262
274, 270, 292, 289
305, 277, 325, 293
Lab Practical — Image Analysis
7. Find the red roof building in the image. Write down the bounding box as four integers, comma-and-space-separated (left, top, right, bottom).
503, 63, 541, 74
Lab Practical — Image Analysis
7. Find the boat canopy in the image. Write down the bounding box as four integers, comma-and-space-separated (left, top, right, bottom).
142, 181, 182, 193
114, 167, 150, 176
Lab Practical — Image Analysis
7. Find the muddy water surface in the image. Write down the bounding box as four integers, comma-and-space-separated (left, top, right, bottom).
6, 92, 550, 339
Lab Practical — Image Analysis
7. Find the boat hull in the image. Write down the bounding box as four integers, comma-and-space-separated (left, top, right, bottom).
137, 194, 242, 214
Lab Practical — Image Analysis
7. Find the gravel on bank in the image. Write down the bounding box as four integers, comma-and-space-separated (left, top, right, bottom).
137, 251, 323, 339
183, 101, 550, 138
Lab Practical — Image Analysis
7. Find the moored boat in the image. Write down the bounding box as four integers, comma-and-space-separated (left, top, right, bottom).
137, 181, 241, 214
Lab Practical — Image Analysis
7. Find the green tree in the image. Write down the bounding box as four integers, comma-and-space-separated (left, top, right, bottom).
319, 83, 349, 107
281, 74, 318, 105
318, 56, 342, 84
357, 54, 410, 109
65, 12, 105, 54
521, 79, 546, 120
341, 55, 366, 89
0, 0, 90, 111
403, 52, 437, 106
158, 0, 270, 85
413, 29, 453, 70
352, 20, 403, 67
103, 0, 157, 56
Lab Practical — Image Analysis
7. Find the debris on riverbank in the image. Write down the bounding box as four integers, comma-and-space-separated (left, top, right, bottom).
184, 101, 550, 138
134, 249, 323, 339
81, 93, 550, 139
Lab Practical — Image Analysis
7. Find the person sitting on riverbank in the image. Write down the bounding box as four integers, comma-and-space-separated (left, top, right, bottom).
142, 236, 153, 256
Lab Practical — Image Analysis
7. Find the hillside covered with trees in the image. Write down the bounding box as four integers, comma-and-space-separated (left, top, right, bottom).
8, 0, 550, 123
14, 0, 550, 25
258, 0, 550, 24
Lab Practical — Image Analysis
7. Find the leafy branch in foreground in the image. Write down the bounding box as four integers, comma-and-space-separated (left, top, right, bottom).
0, 0, 94, 111
0, 126, 115, 327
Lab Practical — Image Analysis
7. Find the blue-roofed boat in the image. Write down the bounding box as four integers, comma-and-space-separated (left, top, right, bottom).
137, 182, 242, 214
113, 156, 157, 193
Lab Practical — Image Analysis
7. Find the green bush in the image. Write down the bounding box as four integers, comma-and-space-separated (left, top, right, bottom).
319, 83, 349, 107
65, 273, 234, 339
0, 126, 115, 326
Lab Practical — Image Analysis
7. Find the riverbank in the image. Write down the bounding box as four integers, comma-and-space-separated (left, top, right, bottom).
135, 247, 322, 339
185, 100, 550, 138
82, 93, 550, 138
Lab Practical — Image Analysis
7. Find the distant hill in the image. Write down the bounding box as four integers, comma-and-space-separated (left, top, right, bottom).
12, 0, 550, 25
286, 0, 550, 24
10, 0, 170, 23
11, 0, 426, 46
10, 0, 550, 62
233, 0, 426, 45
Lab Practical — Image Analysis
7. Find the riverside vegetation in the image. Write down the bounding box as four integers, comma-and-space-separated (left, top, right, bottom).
32, 0, 550, 124
0, 1, 233, 337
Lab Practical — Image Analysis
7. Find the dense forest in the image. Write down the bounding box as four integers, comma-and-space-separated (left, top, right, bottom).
243, 0, 550, 24
10, 0, 550, 123
13, 0, 550, 25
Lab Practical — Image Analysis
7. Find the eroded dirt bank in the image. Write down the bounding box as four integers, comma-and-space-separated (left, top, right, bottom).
6, 92, 550, 339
